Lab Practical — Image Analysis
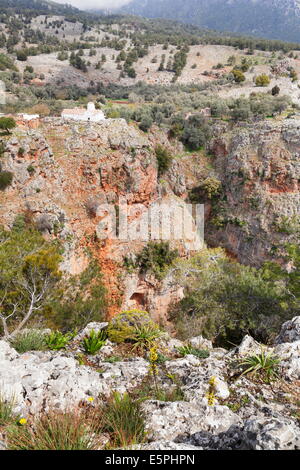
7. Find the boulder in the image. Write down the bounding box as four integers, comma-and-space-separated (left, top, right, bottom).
98, 358, 150, 396
187, 335, 213, 350
231, 335, 264, 357
186, 416, 300, 450
0, 349, 102, 414
275, 316, 300, 344
274, 340, 300, 380
142, 400, 240, 442
74, 322, 108, 342
0, 340, 19, 361
165, 354, 230, 401
243, 417, 300, 450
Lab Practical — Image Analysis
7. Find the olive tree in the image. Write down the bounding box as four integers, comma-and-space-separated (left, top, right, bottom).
0, 226, 61, 338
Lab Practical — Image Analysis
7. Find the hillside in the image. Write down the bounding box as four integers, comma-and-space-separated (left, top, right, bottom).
0, 0, 81, 16
0, 0, 298, 355
119, 0, 300, 43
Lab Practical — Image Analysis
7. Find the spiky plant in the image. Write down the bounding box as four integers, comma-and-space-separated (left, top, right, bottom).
239, 349, 280, 383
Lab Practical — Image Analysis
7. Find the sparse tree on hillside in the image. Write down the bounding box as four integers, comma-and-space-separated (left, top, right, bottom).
0, 227, 61, 338
232, 69, 246, 83
272, 85, 280, 96
0, 117, 16, 134
255, 74, 271, 87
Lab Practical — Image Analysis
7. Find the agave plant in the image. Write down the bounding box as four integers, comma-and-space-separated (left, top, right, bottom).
82, 329, 107, 355
176, 345, 210, 359
45, 330, 75, 351
239, 349, 280, 383
131, 324, 161, 352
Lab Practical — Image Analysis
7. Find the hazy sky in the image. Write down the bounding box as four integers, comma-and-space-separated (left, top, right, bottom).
55, 0, 132, 10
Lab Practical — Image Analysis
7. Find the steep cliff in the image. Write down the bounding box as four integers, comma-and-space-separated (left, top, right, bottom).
207, 118, 300, 266
0, 118, 199, 321
1, 116, 299, 321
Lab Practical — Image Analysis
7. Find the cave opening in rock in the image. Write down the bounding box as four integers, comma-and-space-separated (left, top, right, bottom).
130, 292, 146, 307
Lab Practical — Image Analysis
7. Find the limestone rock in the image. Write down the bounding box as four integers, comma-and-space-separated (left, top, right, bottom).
231, 335, 264, 357
0, 349, 102, 414
134, 441, 201, 450
187, 335, 213, 350
165, 354, 229, 401
74, 322, 109, 342
274, 340, 300, 380
243, 417, 300, 450
0, 340, 19, 361
97, 358, 150, 396
142, 400, 240, 442
275, 316, 300, 344
186, 415, 300, 450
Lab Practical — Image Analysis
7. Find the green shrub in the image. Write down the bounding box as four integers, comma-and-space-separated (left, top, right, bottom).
103, 392, 145, 447
232, 69, 246, 83
274, 215, 300, 235
27, 164, 35, 175
180, 114, 211, 150
139, 115, 153, 132
0, 225, 62, 337
176, 345, 210, 359
82, 329, 107, 355
200, 177, 222, 199
104, 355, 122, 363
16, 50, 27, 61
190, 176, 222, 202
0, 170, 13, 190
135, 241, 179, 280
0, 53, 17, 71
131, 324, 161, 352
272, 85, 280, 96
239, 350, 280, 383
49, 261, 107, 332
9, 330, 48, 353
169, 248, 289, 347
0, 226, 107, 336
107, 310, 158, 344
7, 410, 101, 450
155, 352, 169, 364
45, 331, 75, 350
155, 145, 173, 176
255, 74, 270, 87
0, 117, 16, 133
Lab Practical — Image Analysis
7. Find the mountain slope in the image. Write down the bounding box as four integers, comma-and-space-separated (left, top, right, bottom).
0, 0, 80, 15
118, 0, 300, 42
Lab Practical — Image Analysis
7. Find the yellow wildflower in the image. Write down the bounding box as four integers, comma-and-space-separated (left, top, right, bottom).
206, 376, 217, 406
209, 376, 216, 387
149, 345, 158, 363
19, 418, 27, 425
87, 397, 94, 402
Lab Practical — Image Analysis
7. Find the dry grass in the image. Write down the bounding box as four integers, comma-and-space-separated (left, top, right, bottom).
6, 408, 103, 450
5, 392, 146, 450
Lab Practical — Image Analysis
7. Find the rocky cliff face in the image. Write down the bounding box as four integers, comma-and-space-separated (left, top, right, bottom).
0, 118, 199, 320
1, 116, 300, 318
207, 119, 300, 266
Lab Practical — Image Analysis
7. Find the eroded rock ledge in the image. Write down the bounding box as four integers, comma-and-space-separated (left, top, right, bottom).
0, 316, 300, 450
